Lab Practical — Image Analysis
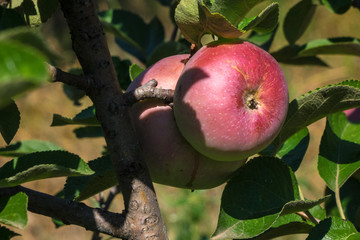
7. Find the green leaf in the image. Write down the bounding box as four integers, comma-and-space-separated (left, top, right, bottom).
99, 10, 164, 63
318, 112, 360, 192
64, 156, 116, 201
239, 2, 279, 34
325, 177, 360, 230
247, 27, 278, 52
283, 0, 316, 45
252, 204, 327, 240
201, 0, 266, 26
112, 56, 131, 90
22, 0, 37, 16
0, 100, 20, 144
62, 83, 86, 106
321, 0, 352, 14
212, 157, 300, 239
0, 226, 19, 239
0, 140, 62, 157
175, 0, 267, 45
0, 192, 28, 229
261, 128, 310, 172
0, 7, 26, 31
146, 41, 190, 67
51, 106, 99, 126
299, 37, 360, 56
37, 0, 59, 22
0, 27, 58, 63
129, 63, 145, 81
0, 41, 49, 108
174, 0, 206, 45
0, 151, 94, 187
198, 3, 243, 39
277, 128, 310, 172
272, 80, 360, 151
271, 45, 328, 67
73, 126, 103, 138
307, 217, 359, 240
249, 215, 313, 240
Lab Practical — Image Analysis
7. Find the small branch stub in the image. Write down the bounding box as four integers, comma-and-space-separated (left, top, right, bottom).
124, 79, 175, 106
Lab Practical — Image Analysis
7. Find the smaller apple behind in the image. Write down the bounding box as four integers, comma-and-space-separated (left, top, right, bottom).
127, 54, 246, 189
173, 40, 289, 162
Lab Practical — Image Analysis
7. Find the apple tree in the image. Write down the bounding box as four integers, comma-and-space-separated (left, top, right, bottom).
0, 0, 360, 239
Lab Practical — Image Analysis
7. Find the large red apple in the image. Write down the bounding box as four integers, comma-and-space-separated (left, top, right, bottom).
173, 41, 289, 161
127, 54, 246, 189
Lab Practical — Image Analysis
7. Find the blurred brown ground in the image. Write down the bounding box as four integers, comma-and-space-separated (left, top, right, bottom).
1, 0, 360, 239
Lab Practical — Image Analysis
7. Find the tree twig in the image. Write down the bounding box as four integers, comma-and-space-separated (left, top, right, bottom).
0, 186, 128, 238
123, 79, 174, 106
57, 0, 168, 239
49, 65, 90, 91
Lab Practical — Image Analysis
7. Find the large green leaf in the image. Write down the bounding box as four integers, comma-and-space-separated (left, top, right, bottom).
0, 226, 19, 239
249, 212, 315, 240
0, 41, 49, 108
299, 37, 360, 56
51, 106, 98, 126
272, 80, 360, 151
0, 192, 27, 229
0, 100, 20, 144
238, 2, 279, 34
325, 177, 360, 230
318, 112, 360, 192
0, 27, 59, 62
0, 140, 62, 157
212, 157, 327, 239
0, 151, 94, 187
321, 0, 352, 14
64, 156, 116, 201
307, 217, 359, 240
283, 0, 316, 45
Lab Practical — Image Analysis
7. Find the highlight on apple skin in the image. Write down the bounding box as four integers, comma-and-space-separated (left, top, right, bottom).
127, 54, 246, 189
173, 41, 289, 162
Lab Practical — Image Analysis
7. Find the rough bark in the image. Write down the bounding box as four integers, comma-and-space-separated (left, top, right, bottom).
56, 0, 168, 239
0, 186, 128, 238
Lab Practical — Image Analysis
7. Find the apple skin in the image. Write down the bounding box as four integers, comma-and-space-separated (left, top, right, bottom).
127, 54, 246, 189
173, 41, 289, 161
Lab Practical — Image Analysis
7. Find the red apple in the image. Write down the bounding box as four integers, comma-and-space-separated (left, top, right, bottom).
127, 54, 246, 189
173, 41, 289, 161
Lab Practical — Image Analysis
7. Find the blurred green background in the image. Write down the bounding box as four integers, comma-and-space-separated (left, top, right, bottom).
1, 0, 360, 239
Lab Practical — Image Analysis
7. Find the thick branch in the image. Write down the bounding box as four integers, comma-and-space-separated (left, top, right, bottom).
0, 186, 129, 238
58, 0, 167, 239
123, 79, 174, 106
